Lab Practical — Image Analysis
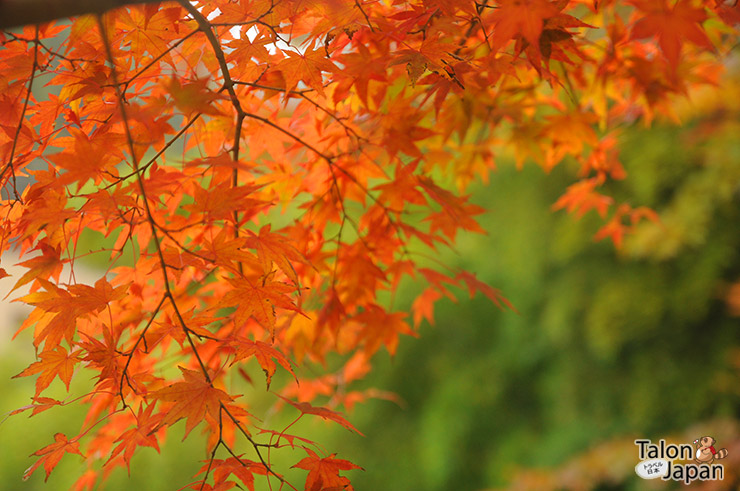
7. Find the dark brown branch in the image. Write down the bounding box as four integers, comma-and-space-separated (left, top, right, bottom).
0, 0, 162, 30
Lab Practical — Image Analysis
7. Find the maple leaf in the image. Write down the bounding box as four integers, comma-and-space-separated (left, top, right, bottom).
456, 271, 517, 312
205, 227, 261, 274
390, 38, 459, 86
412, 287, 443, 327
106, 404, 161, 472
47, 129, 121, 189
184, 181, 266, 222
334, 42, 387, 106
276, 394, 364, 435
594, 204, 631, 249
293, 448, 363, 491
355, 304, 417, 356
15, 277, 127, 350
278, 49, 335, 96
218, 277, 299, 335
150, 367, 234, 439
227, 36, 271, 66
418, 268, 460, 300
593, 204, 660, 248
10, 241, 64, 294
23, 432, 84, 482
374, 161, 427, 211
13, 346, 81, 396
9, 396, 62, 417
196, 457, 267, 491
552, 178, 613, 219
166, 77, 226, 116
579, 132, 626, 180
630, 0, 714, 68
229, 338, 297, 389
305, 0, 366, 37
490, 0, 560, 54
244, 224, 310, 286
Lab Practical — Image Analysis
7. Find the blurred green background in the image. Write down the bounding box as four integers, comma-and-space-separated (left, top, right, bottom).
2, 72, 740, 491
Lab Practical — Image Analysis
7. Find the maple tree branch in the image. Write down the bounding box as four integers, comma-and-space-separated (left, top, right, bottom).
233, 80, 314, 95
409, 8, 438, 40
0, 25, 39, 202
106, 111, 203, 189
233, 111, 246, 277
239, 107, 408, 253
355, 0, 375, 32
175, 1, 248, 273
119, 294, 167, 407
97, 14, 213, 383
198, 407, 222, 491
298, 93, 369, 145
98, 19, 288, 485
150, 218, 216, 263
122, 29, 200, 91
0, 0, 161, 29
330, 213, 347, 290
2, 31, 90, 69
220, 403, 298, 490
173, 2, 244, 126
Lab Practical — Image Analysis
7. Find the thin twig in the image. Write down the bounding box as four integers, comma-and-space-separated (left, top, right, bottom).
0, 25, 40, 202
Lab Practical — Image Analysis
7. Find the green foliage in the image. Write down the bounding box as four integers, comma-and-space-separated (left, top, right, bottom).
321, 118, 740, 490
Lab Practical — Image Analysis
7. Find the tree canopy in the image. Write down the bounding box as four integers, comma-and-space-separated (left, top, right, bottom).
1, 0, 738, 489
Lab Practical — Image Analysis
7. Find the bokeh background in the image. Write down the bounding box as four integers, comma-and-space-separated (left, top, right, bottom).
1, 54, 740, 491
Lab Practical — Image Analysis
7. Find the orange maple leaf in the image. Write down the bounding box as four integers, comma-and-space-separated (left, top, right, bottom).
9, 396, 63, 417
412, 287, 442, 327
218, 277, 299, 334
293, 448, 363, 491
276, 393, 364, 435
278, 49, 335, 96
106, 404, 161, 472
150, 367, 234, 439
10, 242, 64, 294
630, 0, 714, 68
166, 77, 226, 116
456, 271, 517, 312
13, 346, 81, 396
23, 432, 84, 482
196, 457, 267, 491
244, 225, 309, 286
355, 304, 417, 356
16, 277, 128, 349
229, 339, 297, 389
552, 178, 613, 219
47, 129, 121, 189
490, 0, 559, 54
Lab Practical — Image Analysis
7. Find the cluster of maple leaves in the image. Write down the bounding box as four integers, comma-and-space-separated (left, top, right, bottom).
0, 0, 737, 489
